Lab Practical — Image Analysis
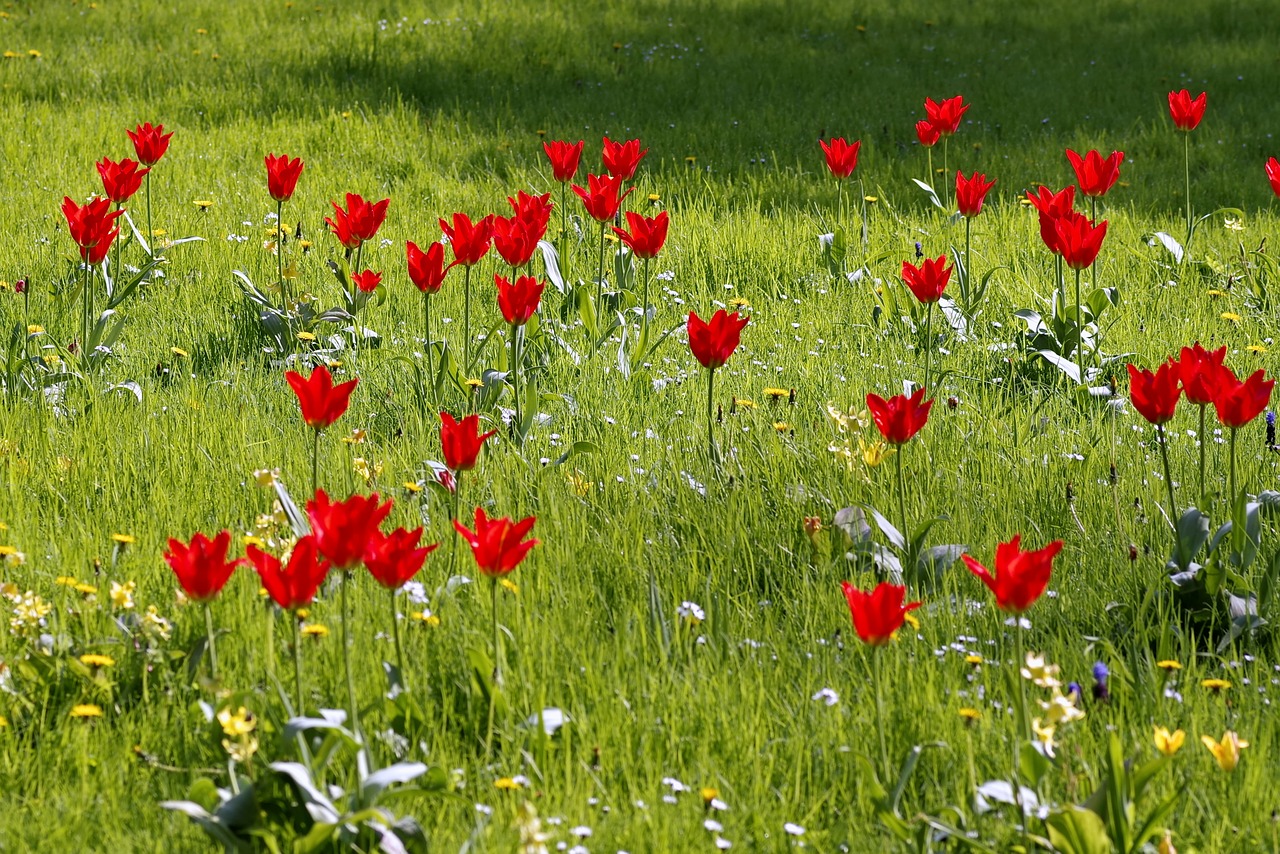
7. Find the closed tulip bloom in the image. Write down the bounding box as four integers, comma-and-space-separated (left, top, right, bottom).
490, 215, 540, 268
350, 269, 381, 293
1168, 90, 1207, 131
1266, 157, 1280, 197
406, 240, 449, 294
495, 274, 545, 326
543, 139, 585, 182
127, 121, 173, 166
306, 490, 393, 570
509, 190, 553, 240
438, 212, 494, 266
819, 138, 861, 180
96, 157, 150, 204
440, 411, 497, 472
285, 365, 358, 430
840, 581, 922, 646
961, 534, 1063, 614
866, 388, 933, 445
1066, 149, 1124, 198
1213, 367, 1275, 428
326, 193, 389, 248
572, 173, 633, 223
264, 154, 305, 202
1026, 185, 1076, 254
1201, 731, 1248, 772
1177, 343, 1228, 406
601, 136, 648, 181
453, 508, 539, 577
924, 95, 968, 136
246, 535, 330, 611
612, 211, 669, 259
915, 120, 941, 148
1127, 360, 1181, 425
901, 255, 951, 304
1055, 212, 1108, 270
364, 527, 439, 590
687, 309, 748, 370
164, 530, 243, 602
955, 171, 996, 217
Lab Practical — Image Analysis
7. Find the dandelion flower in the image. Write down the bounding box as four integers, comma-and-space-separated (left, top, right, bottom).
111, 533, 136, 545
301, 623, 329, 638
1220, 312, 1242, 324
1201, 678, 1231, 693
1156, 660, 1182, 671
70, 704, 104, 718
79, 654, 115, 668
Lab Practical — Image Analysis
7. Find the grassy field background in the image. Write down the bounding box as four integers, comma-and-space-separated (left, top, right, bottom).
1, 0, 1279, 850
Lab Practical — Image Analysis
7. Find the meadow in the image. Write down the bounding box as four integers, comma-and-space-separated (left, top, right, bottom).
1, 0, 1280, 850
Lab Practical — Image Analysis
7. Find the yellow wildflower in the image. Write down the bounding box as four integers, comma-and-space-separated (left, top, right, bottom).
1201, 731, 1247, 772
193, 200, 213, 210
465, 377, 484, 390
859, 436, 896, 467
1201, 678, 1231, 693
1021, 653, 1061, 688
1247, 344, 1267, 354
773, 421, 791, 433
301, 623, 329, 638
566, 469, 592, 497
74, 583, 97, 596
79, 654, 115, 668
1032, 718, 1057, 758
1220, 312, 1242, 324
824, 403, 867, 432
410, 610, 441, 627
700, 787, 719, 805
1038, 687, 1085, 726
27, 324, 44, 335
958, 707, 981, 724
1156, 660, 1182, 671
296, 331, 316, 342
732, 397, 757, 410
217, 707, 256, 737
70, 704, 104, 718
965, 654, 983, 666
56, 576, 79, 588
111, 533, 136, 545
728, 297, 751, 310
342, 428, 367, 444
110, 581, 136, 610
1153, 726, 1185, 756
902, 611, 920, 630
500, 579, 519, 595
1206, 289, 1225, 298
763, 387, 789, 402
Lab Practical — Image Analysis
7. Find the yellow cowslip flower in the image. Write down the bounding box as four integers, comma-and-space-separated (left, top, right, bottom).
141, 605, 172, 642
217, 707, 256, 737
110, 581, 136, 610
1220, 312, 1242, 324
494, 777, 523, 790
1201, 678, 1231, 693
859, 436, 896, 467
1032, 718, 1057, 758
111, 533, 136, 545
352, 457, 382, 482
343, 428, 367, 445
1156, 660, 1182, 671
1153, 726, 1185, 756
1038, 688, 1085, 726
1201, 731, 1247, 772
500, 579, 519, 595
70, 704, 104, 718
79, 654, 115, 668
828, 441, 855, 470
824, 403, 867, 433
1021, 653, 1061, 688
253, 468, 280, 487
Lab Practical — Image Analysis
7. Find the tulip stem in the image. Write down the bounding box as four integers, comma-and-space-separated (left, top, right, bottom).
1183, 132, 1193, 248
292, 613, 305, 715
423, 293, 435, 408
340, 571, 362, 740
559, 181, 570, 284
942, 138, 950, 210
1198, 403, 1207, 506
871, 650, 890, 784
706, 366, 718, 467
203, 601, 219, 683
1157, 423, 1178, 526
310, 428, 320, 497
391, 586, 409, 695
1074, 266, 1085, 385
1011, 623, 1030, 848
511, 323, 522, 439
144, 172, 154, 260
596, 221, 607, 310
485, 576, 501, 760
963, 214, 972, 310
923, 300, 934, 394
1055, 254, 1065, 314
277, 199, 286, 308
1229, 427, 1238, 506
266, 603, 276, 683
462, 264, 473, 375
641, 255, 651, 346
895, 445, 909, 548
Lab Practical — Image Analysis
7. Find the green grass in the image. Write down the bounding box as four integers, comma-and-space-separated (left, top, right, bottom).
1, 0, 1280, 850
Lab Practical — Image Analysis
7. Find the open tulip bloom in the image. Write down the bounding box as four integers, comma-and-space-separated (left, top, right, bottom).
439, 212, 495, 371
496, 274, 546, 435
366, 526, 439, 693
573, 173, 634, 307
285, 365, 358, 492
1127, 360, 1182, 518
901, 257, 951, 390
1054, 212, 1109, 383
819, 138, 862, 273
1178, 343, 1228, 501
613, 211, 669, 342
1267, 157, 1280, 198
1212, 364, 1276, 500
407, 240, 450, 397
1168, 89, 1207, 243
867, 388, 933, 539
1026, 185, 1076, 306
265, 153, 304, 303
923, 95, 968, 204
688, 310, 748, 464
62, 195, 124, 347
164, 530, 244, 681
247, 535, 330, 710
127, 121, 172, 253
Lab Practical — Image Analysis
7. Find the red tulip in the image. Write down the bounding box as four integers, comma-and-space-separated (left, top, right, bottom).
612, 211, 669, 259
602, 136, 648, 181
915, 120, 941, 148
687, 309, 748, 370
1266, 157, 1280, 197
1127, 360, 1181, 425
1213, 367, 1275, 428
285, 365, 358, 430
406, 240, 449, 294
1055, 212, 1108, 270
1026, 185, 1076, 254
265, 154, 304, 202
572, 173, 633, 223
962, 535, 1062, 614
350, 269, 382, 293
61, 196, 122, 264
819, 138, 861, 180
96, 157, 149, 204
306, 490, 393, 571
866, 388, 933, 445
901, 255, 951, 304
440, 411, 497, 472
924, 95, 968, 136
326, 193, 390, 248
955, 171, 996, 217
164, 530, 243, 602
1177, 343, 1227, 406
543, 139, 585, 182
438, 212, 493, 267
364, 527, 439, 590
508, 190, 553, 241
1065, 149, 1124, 198
1168, 90, 1207, 131
840, 581, 922, 646
127, 121, 173, 166
491, 215, 540, 268
246, 535, 330, 611
495, 274, 545, 326
453, 507, 539, 577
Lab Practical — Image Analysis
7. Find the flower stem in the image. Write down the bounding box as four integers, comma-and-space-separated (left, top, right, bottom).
872, 650, 890, 784
340, 571, 361, 739
277, 199, 285, 307
423, 293, 435, 408
924, 300, 934, 394
144, 172, 154, 260
511, 323, 522, 440
391, 586, 409, 694
1184, 131, 1193, 247
265, 604, 276, 683
706, 366, 717, 466
596, 221, 607, 309
895, 444, 909, 547
1074, 266, 1084, 385
1157, 423, 1178, 526
1229, 427, 1239, 505
1198, 403, 1207, 506
292, 614, 305, 714
641, 255, 651, 345
310, 428, 320, 497
485, 576, 501, 759
964, 214, 972, 309
462, 264, 473, 374
203, 601, 219, 683
559, 182, 570, 284
1056, 254, 1065, 314
1012, 624, 1030, 846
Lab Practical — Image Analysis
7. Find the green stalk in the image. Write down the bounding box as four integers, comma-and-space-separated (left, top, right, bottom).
706, 367, 717, 463
641, 255, 651, 344
1056, 254, 1065, 313
423, 293, 435, 408
1198, 403, 1207, 506
872, 650, 890, 784
1229, 427, 1238, 505
511, 323, 522, 439
310, 428, 320, 497
559, 181, 569, 284
203, 601, 219, 683
964, 214, 972, 308
276, 199, 285, 307
595, 221, 607, 308
485, 576, 501, 759
1184, 132, 1193, 246
340, 571, 361, 739
265, 603, 276, 683
1074, 266, 1084, 385
462, 264, 473, 373
1012, 624, 1030, 849
292, 614, 305, 715
895, 443, 909, 545
391, 586, 409, 694
942, 137, 950, 210
144, 172, 154, 259
924, 300, 935, 394
1157, 423, 1178, 525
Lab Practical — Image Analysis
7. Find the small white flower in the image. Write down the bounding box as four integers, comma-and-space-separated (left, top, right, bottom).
811, 688, 839, 706
784, 822, 805, 836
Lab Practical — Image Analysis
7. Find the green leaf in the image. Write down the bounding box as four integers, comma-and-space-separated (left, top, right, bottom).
1045, 807, 1112, 854
1020, 741, 1053, 787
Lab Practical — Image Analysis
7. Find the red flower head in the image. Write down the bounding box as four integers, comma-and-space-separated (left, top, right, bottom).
96, 157, 149, 204
819, 138, 861, 180
438, 212, 494, 267
265, 154, 305, 203
840, 581, 922, 646
61, 196, 122, 265
955, 171, 996, 218
164, 530, 243, 602
440, 411, 497, 472
350, 269, 382, 293
612, 211, 669, 260
326, 193, 390, 248
1266, 157, 1280, 198
490, 215, 540, 268
1055, 212, 1108, 271
306, 490, 393, 571
1026, 185, 1076, 254
924, 95, 968, 136
246, 535, 330, 611
962, 535, 1063, 614
915, 120, 941, 148
602, 136, 648, 181
901, 255, 952, 304
406, 240, 449, 294
364, 527, 439, 590
687, 309, 748, 370
1168, 89, 1207, 131
866, 388, 933, 445
543, 139, 585, 183
495, 274, 545, 326
1127, 360, 1181, 425
453, 508, 539, 577
1178, 342, 1228, 406
509, 190, 553, 241
572, 173, 633, 223
1065, 149, 1124, 198
285, 364, 358, 431
1213, 367, 1275, 429
127, 121, 173, 166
